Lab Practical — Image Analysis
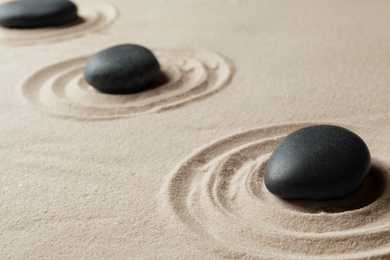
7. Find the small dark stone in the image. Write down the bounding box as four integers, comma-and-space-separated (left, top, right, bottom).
264, 125, 371, 200
84, 44, 160, 95
0, 0, 78, 29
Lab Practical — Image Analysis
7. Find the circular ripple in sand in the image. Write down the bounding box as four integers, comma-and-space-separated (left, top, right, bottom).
162, 123, 390, 259
21, 49, 232, 120
0, 1, 117, 46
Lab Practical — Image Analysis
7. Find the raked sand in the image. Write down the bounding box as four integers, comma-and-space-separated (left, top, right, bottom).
1, 0, 390, 259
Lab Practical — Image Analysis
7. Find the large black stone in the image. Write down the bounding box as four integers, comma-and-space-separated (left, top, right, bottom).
264, 125, 371, 200
0, 0, 78, 29
84, 44, 160, 95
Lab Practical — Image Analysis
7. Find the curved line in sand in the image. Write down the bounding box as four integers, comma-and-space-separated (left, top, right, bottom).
0, 2, 117, 46
161, 123, 390, 259
20, 49, 232, 120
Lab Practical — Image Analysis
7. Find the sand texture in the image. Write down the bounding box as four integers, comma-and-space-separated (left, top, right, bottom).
0, 1, 117, 46
1, 0, 390, 259
21, 49, 231, 120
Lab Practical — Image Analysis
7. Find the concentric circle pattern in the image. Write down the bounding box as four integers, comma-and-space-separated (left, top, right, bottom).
0, 1, 117, 46
21, 49, 232, 120
162, 123, 390, 259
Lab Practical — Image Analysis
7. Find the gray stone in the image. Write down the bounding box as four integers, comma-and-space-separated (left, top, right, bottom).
0, 0, 78, 29
84, 44, 160, 94
264, 125, 371, 200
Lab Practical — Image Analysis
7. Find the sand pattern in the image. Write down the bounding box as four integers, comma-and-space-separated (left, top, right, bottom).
162, 123, 390, 259
21, 49, 232, 120
0, 1, 117, 46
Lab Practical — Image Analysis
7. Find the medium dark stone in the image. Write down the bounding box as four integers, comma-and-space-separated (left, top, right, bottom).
264, 125, 371, 200
84, 44, 161, 95
0, 0, 78, 29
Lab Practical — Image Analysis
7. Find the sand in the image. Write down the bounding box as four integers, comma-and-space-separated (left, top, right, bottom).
1, 0, 390, 259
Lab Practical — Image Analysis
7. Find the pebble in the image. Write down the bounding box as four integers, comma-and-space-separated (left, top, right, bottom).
0, 0, 78, 29
264, 125, 371, 200
84, 44, 160, 94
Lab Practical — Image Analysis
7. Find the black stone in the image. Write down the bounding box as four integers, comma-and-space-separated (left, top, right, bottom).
264, 125, 371, 200
0, 0, 78, 29
84, 44, 161, 95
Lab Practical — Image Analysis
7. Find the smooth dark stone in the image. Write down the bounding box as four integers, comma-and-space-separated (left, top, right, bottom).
264, 125, 371, 200
0, 0, 78, 29
84, 44, 160, 95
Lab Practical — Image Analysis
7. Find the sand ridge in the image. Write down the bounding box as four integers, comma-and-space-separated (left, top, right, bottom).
21, 49, 232, 120
0, 1, 117, 46
161, 123, 390, 259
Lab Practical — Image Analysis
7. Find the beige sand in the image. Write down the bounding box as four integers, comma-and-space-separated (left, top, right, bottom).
1, 0, 390, 259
